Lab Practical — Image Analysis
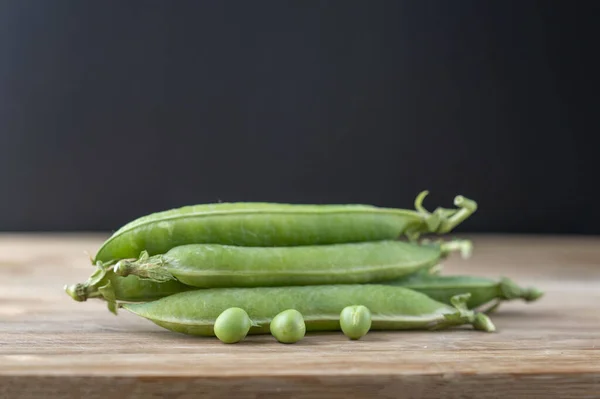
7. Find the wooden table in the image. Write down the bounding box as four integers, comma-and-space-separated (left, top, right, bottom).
1, 233, 599, 398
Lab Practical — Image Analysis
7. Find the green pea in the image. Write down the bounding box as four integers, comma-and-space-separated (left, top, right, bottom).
94, 191, 477, 263
112, 239, 471, 289
270, 309, 306, 344
340, 305, 372, 340
213, 307, 252, 344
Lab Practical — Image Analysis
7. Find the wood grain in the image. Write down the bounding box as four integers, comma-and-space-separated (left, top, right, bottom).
1, 233, 599, 398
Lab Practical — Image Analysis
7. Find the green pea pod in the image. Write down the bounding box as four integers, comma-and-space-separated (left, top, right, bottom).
113, 240, 471, 289
94, 191, 477, 263
64, 262, 194, 314
384, 273, 544, 312
121, 284, 496, 337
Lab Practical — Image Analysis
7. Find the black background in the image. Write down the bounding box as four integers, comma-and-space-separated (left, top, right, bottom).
1, 1, 597, 234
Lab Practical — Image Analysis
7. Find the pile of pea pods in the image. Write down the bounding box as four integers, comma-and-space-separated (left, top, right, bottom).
65, 191, 543, 344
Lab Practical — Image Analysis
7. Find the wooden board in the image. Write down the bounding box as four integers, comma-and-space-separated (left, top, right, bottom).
1, 233, 599, 398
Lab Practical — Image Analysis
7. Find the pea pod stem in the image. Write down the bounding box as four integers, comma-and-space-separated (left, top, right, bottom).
64, 260, 193, 314
64, 263, 120, 314
64, 262, 112, 302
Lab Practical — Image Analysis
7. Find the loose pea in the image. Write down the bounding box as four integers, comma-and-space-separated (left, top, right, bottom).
340, 305, 372, 340
269, 309, 306, 344
213, 307, 252, 344
94, 191, 477, 263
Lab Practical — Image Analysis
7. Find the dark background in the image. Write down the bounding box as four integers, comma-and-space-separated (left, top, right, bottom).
0, 1, 597, 234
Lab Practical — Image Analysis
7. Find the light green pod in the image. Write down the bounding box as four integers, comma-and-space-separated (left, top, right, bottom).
94, 191, 477, 263
113, 240, 469, 289
340, 305, 372, 340
121, 284, 495, 337
384, 273, 544, 311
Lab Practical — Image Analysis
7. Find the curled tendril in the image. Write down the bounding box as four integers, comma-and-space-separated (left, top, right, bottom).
411, 191, 478, 237
414, 190, 430, 214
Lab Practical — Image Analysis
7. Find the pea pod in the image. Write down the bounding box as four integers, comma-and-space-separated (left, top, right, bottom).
94, 191, 477, 263
384, 273, 544, 312
113, 240, 471, 289
121, 284, 496, 337
64, 262, 193, 314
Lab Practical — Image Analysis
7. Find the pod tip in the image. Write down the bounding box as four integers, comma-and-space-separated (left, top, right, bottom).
525, 287, 544, 302
473, 313, 496, 332
64, 283, 86, 302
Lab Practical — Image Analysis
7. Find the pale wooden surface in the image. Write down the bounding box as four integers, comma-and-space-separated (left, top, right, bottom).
1, 233, 599, 398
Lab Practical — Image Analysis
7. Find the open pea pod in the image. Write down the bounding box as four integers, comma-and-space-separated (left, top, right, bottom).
93, 191, 477, 263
